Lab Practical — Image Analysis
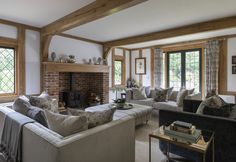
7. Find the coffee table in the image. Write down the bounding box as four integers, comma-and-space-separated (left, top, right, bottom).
149, 126, 214, 162
85, 103, 153, 126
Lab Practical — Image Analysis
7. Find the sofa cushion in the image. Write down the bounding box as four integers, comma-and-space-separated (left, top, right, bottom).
153, 101, 181, 111
128, 98, 155, 107
176, 89, 188, 107
44, 110, 88, 137
26, 106, 48, 127
196, 95, 230, 117
13, 95, 31, 115
132, 87, 147, 100
144, 86, 151, 97
29, 92, 58, 113
169, 91, 178, 101
153, 89, 168, 102
68, 107, 116, 128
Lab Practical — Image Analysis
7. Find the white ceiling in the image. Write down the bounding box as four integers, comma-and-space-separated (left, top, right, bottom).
122, 27, 236, 49
65, 0, 236, 43
0, 0, 95, 27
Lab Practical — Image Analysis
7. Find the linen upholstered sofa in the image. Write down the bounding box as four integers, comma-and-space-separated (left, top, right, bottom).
0, 105, 135, 162
126, 87, 201, 113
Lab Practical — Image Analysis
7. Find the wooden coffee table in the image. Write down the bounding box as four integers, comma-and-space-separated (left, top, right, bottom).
149, 126, 214, 162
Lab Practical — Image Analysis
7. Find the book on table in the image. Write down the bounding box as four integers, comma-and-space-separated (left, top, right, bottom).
170, 124, 196, 135
164, 126, 201, 144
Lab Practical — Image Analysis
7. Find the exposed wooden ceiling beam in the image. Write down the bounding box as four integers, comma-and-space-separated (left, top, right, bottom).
104, 15, 236, 48
0, 19, 40, 32
57, 33, 103, 45
42, 0, 148, 36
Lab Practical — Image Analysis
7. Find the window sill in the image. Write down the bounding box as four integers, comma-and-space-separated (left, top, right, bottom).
0, 95, 18, 103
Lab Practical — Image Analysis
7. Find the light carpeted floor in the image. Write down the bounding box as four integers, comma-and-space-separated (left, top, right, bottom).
135, 114, 166, 162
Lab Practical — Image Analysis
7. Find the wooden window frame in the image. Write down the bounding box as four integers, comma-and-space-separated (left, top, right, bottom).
0, 44, 19, 99
112, 49, 126, 87
166, 48, 203, 92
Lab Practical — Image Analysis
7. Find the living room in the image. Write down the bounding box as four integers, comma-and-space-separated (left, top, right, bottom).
0, 0, 236, 162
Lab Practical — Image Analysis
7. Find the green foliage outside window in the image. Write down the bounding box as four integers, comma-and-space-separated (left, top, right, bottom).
0, 47, 15, 94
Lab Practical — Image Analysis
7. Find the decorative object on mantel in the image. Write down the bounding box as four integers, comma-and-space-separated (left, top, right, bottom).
67, 55, 76, 63
51, 52, 56, 61
135, 57, 146, 75
97, 57, 102, 65
103, 59, 108, 65
59, 57, 67, 63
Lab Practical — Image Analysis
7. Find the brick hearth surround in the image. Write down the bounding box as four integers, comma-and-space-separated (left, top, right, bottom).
43, 71, 109, 104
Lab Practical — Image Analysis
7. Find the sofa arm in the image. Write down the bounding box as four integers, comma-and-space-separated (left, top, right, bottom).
58, 116, 135, 162
22, 116, 135, 162
183, 99, 202, 113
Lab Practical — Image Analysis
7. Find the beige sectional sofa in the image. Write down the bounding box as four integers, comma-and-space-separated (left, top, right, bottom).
126, 89, 201, 112
0, 106, 135, 162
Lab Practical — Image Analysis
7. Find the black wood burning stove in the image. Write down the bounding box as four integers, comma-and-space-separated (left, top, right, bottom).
63, 73, 81, 108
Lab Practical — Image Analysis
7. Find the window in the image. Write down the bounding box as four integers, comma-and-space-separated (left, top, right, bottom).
0, 47, 16, 95
167, 49, 202, 93
112, 51, 126, 87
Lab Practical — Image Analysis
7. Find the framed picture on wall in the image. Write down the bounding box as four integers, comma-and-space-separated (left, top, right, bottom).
135, 58, 146, 75
233, 66, 236, 74
232, 56, 236, 64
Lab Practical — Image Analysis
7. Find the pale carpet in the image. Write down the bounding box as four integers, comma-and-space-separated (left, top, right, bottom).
135, 115, 166, 162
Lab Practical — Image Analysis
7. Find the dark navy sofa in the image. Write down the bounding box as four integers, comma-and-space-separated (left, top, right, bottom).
159, 106, 236, 162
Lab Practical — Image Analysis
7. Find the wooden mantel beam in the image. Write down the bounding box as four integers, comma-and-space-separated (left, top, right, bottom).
104, 16, 236, 48
42, 0, 147, 36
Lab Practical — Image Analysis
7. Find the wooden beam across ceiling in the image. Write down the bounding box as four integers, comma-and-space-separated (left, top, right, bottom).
41, 0, 148, 36
104, 15, 236, 48
57, 33, 103, 45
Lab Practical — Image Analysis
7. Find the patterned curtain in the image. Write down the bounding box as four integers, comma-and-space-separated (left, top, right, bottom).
154, 48, 164, 88
205, 40, 220, 94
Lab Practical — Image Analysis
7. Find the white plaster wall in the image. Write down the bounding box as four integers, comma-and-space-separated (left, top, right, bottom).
0, 24, 17, 39
131, 50, 140, 83
49, 35, 103, 64
227, 38, 236, 91
25, 30, 41, 95
142, 49, 151, 86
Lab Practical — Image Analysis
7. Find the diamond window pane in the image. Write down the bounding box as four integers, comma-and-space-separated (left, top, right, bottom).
0, 47, 15, 94
168, 53, 182, 91
114, 61, 122, 85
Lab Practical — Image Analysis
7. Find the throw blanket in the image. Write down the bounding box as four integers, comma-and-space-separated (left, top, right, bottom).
0, 112, 34, 162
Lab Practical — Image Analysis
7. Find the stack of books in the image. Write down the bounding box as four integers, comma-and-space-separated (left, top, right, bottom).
164, 121, 201, 144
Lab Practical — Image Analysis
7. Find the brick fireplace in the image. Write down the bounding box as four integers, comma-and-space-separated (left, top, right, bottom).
42, 62, 109, 107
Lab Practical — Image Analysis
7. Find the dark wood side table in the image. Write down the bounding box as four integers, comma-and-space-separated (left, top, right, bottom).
149, 126, 214, 162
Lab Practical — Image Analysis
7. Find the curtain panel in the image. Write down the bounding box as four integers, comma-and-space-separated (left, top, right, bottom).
205, 40, 220, 94
154, 48, 164, 88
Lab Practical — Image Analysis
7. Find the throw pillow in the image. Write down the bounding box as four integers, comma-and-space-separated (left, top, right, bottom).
26, 106, 48, 127
153, 89, 168, 102
161, 87, 174, 100
29, 91, 58, 113
44, 110, 88, 137
132, 87, 147, 100
68, 107, 116, 128
144, 86, 151, 98
176, 89, 188, 107
13, 95, 31, 115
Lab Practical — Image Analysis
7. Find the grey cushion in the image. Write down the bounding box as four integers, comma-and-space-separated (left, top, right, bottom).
176, 89, 188, 107
44, 110, 88, 137
132, 87, 147, 100
169, 91, 178, 101
26, 106, 48, 127
29, 91, 58, 113
153, 88, 168, 102
68, 107, 116, 128
13, 95, 31, 115
144, 86, 151, 97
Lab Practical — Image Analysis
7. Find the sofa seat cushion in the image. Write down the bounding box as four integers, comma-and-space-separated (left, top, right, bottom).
128, 98, 155, 107
153, 101, 181, 111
